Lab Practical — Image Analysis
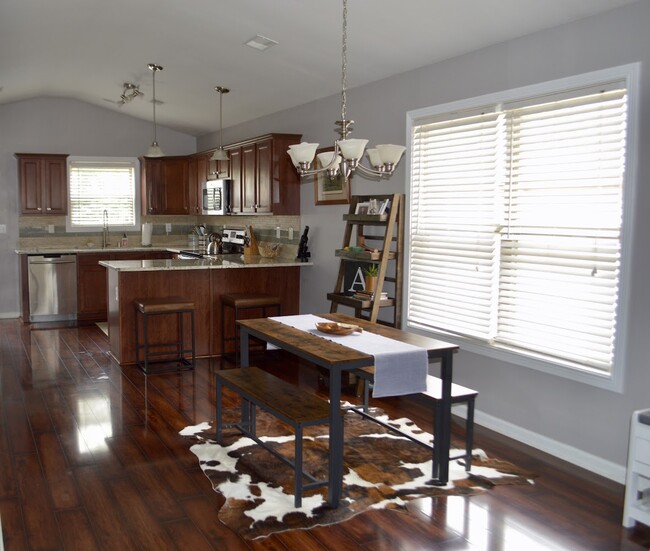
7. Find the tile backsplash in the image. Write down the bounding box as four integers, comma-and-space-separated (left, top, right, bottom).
18, 214, 302, 257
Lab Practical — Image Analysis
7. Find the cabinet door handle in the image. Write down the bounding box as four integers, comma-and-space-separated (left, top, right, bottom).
37, 207, 42, 211
46, 207, 52, 211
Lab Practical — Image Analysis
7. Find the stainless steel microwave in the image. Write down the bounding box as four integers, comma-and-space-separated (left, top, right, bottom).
202, 179, 231, 215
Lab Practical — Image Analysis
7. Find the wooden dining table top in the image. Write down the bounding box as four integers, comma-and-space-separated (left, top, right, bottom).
237, 313, 459, 368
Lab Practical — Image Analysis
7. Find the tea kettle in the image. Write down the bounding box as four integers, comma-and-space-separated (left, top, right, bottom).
206, 233, 222, 255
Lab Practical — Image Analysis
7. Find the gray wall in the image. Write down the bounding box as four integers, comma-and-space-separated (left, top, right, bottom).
198, 1, 650, 480
0, 97, 196, 316
1, 1, 646, 478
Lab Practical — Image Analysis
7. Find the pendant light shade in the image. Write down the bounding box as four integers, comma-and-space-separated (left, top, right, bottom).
210, 148, 229, 162
145, 63, 164, 157
210, 86, 230, 162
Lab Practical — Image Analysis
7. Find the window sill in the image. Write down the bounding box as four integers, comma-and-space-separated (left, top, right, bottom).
407, 321, 623, 393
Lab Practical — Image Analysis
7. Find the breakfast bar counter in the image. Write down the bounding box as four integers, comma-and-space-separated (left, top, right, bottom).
102, 255, 311, 365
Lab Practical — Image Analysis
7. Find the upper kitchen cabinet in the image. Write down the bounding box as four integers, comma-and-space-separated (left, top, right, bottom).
190, 150, 230, 214
226, 133, 302, 215
16, 153, 69, 215
196, 150, 230, 184
140, 156, 190, 215
228, 146, 242, 214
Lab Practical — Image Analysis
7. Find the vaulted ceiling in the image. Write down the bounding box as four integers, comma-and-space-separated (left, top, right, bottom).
0, 0, 639, 137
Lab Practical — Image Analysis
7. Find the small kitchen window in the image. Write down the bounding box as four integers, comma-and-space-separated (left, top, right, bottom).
67, 157, 140, 231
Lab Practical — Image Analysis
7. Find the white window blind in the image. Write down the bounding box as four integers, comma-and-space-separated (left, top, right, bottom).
69, 159, 137, 228
409, 86, 627, 375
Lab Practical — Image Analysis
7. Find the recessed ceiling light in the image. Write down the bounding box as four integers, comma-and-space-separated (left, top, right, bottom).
245, 35, 278, 51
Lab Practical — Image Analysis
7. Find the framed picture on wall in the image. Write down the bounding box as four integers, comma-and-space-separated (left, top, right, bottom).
314, 147, 351, 205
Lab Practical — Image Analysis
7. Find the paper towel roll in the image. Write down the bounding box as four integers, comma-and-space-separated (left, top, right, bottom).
141, 223, 153, 246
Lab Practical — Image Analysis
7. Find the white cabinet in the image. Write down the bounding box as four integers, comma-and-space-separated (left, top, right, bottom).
623, 409, 650, 527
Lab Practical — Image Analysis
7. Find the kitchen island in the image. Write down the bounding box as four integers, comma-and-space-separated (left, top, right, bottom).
101, 255, 311, 365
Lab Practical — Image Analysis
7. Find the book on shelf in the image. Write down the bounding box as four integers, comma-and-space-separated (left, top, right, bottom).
353, 290, 388, 301
378, 198, 391, 215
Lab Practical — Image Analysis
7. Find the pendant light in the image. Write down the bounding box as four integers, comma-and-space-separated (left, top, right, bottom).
145, 63, 164, 157
210, 86, 230, 162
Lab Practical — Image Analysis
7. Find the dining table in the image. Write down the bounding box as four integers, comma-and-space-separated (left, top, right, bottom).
237, 312, 459, 508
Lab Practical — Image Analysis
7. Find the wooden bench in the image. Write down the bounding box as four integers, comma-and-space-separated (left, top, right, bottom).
215, 367, 333, 507
354, 367, 478, 473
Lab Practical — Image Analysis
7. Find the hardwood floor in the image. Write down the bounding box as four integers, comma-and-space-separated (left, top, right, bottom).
1, 319, 649, 550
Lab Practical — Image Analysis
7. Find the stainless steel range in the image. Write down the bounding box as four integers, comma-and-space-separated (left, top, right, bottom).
220, 227, 246, 254
178, 227, 246, 258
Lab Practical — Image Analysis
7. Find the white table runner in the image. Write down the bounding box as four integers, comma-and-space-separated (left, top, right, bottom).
270, 314, 428, 398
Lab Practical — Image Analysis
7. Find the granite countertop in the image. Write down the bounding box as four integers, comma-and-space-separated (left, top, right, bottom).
14, 246, 172, 254
99, 255, 312, 271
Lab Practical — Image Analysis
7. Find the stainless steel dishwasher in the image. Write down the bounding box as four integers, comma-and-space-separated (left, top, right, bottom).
28, 254, 78, 322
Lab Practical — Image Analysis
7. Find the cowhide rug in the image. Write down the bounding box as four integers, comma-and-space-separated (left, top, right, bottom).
182, 407, 535, 540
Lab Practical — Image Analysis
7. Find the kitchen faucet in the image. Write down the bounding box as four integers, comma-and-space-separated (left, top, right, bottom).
102, 209, 110, 248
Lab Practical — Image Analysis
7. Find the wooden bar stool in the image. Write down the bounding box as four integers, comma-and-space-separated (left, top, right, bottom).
134, 296, 195, 374
221, 293, 281, 364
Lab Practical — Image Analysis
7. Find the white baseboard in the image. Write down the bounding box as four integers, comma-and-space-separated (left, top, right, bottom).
0, 312, 19, 320
472, 409, 626, 484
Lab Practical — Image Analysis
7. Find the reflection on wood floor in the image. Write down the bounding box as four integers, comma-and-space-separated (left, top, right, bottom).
0, 319, 648, 550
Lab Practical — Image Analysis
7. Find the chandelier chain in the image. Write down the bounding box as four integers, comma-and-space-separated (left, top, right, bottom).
341, 0, 347, 122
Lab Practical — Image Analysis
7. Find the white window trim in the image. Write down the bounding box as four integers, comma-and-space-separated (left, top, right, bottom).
66, 156, 141, 233
404, 63, 640, 393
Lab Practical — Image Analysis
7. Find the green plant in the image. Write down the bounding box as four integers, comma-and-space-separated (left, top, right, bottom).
363, 264, 378, 277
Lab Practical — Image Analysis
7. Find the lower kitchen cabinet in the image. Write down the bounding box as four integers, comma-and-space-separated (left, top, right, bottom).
77, 250, 173, 324
77, 253, 112, 324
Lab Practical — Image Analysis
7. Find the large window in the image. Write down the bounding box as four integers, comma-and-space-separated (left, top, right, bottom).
406, 65, 638, 391
67, 157, 139, 230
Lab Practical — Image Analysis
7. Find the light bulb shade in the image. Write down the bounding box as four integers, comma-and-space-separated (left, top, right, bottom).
289, 142, 319, 164
145, 142, 164, 157
317, 152, 342, 169
210, 148, 229, 162
287, 148, 300, 167
376, 144, 406, 166
366, 148, 382, 168
337, 138, 368, 160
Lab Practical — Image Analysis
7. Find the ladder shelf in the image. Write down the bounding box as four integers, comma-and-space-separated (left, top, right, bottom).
328, 193, 404, 328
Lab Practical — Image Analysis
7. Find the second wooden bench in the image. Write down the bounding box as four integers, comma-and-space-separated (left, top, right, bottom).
353, 367, 478, 474
215, 366, 334, 507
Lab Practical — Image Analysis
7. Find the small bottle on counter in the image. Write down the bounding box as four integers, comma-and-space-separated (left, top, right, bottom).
121, 233, 128, 247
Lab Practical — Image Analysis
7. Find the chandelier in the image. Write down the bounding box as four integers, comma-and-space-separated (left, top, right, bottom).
287, 0, 405, 180
145, 63, 164, 157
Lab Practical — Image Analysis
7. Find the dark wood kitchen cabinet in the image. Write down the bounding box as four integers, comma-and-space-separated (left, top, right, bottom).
77, 250, 173, 324
226, 133, 302, 215
189, 151, 230, 214
188, 155, 200, 214
77, 252, 112, 323
228, 146, 243, 213
16, 153, 69, 215
140, 156, 190, 215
